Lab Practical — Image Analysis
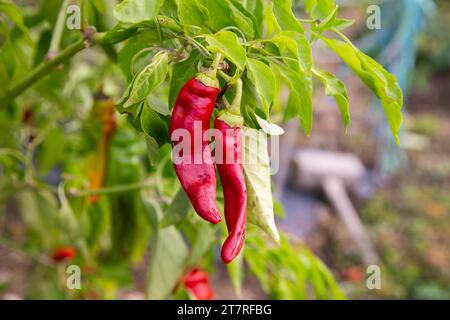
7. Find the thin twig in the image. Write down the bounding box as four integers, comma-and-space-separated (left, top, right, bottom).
0, 237, 55, 268
68, 181, 155, 198
47, 0, 72, 58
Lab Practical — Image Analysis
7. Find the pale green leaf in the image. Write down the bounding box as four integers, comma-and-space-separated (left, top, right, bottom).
227, 249, 244, 297
145, 226, 188, 299
176, 0, 209, 32
255, 115, 285, 136
159, 187, 191, 228
246, 58, 276, 115
332, 18, 355, 31
272, 0, 304, 33
321, 36, 403, 143
113, 0, 164, 24
144, 135, 160, 166
122, 51, 171, 109
242, 127, 280, 244
226, 0, 254, 39
304, 0, 335, 20
204, 31, 247, 70
313, 5, 338, 36
140, 101, 169, 146
187, 223, 214, 266
271, 62, 313, 134
312, 66, 350, 129
0, 0, 31, 41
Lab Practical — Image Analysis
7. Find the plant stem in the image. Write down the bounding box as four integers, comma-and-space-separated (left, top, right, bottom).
69, 181, 155, 198
0, 39, 85, 106
48, 0, 71, 56
80, 0, 88, 30
0, 237, 55, 268
218, 70, 232, 82
298, 18, 319, 24
0, 18, 173, 106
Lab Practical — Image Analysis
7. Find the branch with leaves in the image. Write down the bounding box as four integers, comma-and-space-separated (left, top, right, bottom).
0, 0, 404, 300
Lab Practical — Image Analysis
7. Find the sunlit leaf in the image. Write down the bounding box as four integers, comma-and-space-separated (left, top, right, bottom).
242, 127, 280, 244
113, 0, 164, 24
321, 36, 403, 143
204, 31, 247, 70
121, 51, 171, 109
272, 0, 304, 33
246, 58, 276, 116
312, 66, 350, 129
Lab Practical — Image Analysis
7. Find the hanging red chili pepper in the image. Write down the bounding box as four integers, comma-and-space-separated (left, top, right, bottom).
169, 55, 223, 224
215, 79, 247, 264
182, 268, 214, 300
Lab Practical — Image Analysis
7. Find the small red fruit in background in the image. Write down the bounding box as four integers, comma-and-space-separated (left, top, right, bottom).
182, 268, 214, 300
52, 246, 77, 262
341, 266, 365, 282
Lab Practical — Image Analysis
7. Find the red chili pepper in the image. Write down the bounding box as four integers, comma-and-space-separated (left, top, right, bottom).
215, 118, 247, 264
170, 73, 221, 224
51, 246, 76, 262
183, 268, 214, 300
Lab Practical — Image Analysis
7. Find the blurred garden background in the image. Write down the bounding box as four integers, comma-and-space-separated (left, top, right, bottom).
0, 0, 449, 300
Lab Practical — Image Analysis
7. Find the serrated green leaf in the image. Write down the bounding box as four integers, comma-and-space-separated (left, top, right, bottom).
312, 66, 350, 130
204, 31, 247, 70
113, 0, 164, 24
321, 36, 403, 143
242, 127, 280, 244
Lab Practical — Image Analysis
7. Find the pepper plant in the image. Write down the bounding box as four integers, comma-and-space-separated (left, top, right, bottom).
0, 0, 402, 300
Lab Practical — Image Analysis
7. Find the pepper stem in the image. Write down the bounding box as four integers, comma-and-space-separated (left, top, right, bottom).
197, 53, 223, 88
227, 78, 242, 116
204, 53, 222, 80
218, 78, 244, 127
210, 53, 223, 74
